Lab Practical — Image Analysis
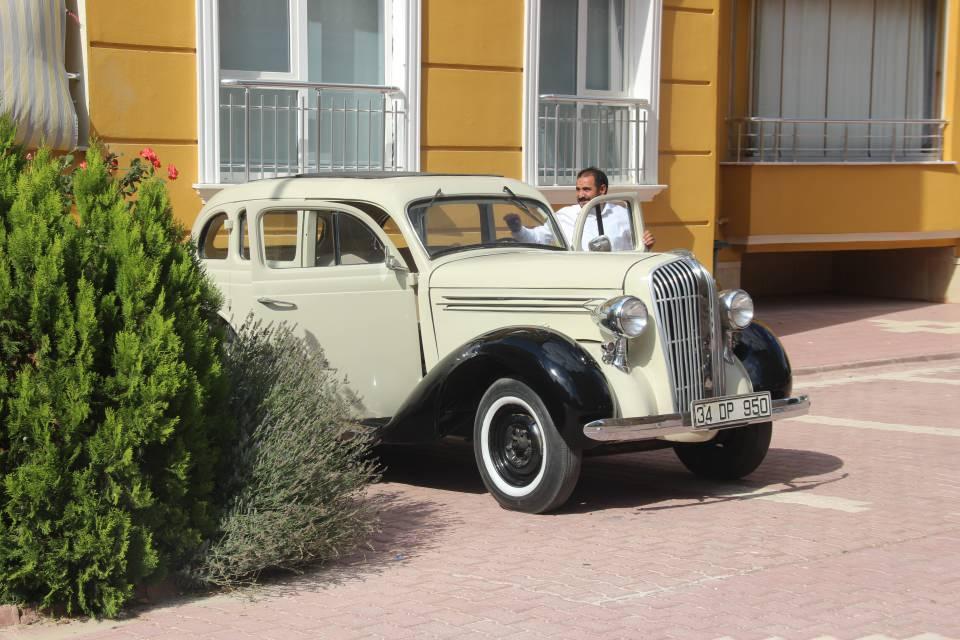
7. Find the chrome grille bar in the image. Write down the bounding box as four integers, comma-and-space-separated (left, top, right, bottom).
651, 258, 718, 412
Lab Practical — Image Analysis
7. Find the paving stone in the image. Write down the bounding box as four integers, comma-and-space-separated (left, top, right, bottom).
6, 299, 960, 640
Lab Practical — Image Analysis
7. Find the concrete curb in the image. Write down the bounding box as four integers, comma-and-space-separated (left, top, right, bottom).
793, 350, 960, 377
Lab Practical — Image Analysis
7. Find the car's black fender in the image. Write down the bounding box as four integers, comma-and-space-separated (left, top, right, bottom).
379, 327, 615, 450
733, 320, 793, 399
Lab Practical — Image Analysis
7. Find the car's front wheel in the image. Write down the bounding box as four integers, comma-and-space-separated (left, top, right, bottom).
673, 422, 772, 480
474, 378, 581, 513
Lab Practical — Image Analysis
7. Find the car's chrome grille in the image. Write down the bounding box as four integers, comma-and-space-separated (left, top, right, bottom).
651, 258, 718, 412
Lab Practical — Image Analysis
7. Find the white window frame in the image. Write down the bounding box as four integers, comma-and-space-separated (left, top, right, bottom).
575, 0, 628, 98
523, 0, 664, 205
195, 0, 421, 199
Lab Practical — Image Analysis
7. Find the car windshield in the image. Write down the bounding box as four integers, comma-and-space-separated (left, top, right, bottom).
407, 196, 566, 258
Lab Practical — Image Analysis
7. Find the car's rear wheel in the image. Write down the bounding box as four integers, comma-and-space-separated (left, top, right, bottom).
474, 378, 581, 513
673, 422, 772, 480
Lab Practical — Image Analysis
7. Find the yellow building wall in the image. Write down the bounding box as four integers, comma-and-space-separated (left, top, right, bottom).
650, 0, 721, 269
84, 0, 201, 227
420, 0, 524, 179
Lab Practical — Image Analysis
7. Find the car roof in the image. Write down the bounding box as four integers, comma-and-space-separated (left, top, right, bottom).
200, 173, 548, 213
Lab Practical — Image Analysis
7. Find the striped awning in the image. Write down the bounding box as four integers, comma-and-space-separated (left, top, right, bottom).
0, 0, 78, 150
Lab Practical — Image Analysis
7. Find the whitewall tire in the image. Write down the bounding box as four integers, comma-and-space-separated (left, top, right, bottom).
473, 378, 581, 513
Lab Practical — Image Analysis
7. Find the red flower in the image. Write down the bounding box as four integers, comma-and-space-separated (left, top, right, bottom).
139, 147, 158, 164
109, 157, 119, 171
151, 157, 161, 169
79, 161, 87, 169
167, 163, 179, 181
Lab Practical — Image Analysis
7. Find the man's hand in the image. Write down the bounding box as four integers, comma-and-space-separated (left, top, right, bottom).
642, 229, 656, 250
504, 213, 522, 233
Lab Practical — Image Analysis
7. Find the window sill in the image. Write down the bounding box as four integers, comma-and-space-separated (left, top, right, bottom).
194, 183, 231, 202
720, 161, 957, 167
537, 184, 668, 206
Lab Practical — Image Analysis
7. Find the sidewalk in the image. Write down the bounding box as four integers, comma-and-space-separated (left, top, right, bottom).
756, 294, 960, 374
3, 295, 960, 640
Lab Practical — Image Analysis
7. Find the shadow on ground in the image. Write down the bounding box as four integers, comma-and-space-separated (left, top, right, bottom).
372, 440, 847, 516
112, 490, 459, 617
376, 441, 486, 494
563, 446, 847, 514
756, 294, 941, 337
250, 489, 462, 598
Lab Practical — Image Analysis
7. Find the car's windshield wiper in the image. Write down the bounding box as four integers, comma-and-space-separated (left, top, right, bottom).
502, 186, 532, 217
427, 188, 443, 211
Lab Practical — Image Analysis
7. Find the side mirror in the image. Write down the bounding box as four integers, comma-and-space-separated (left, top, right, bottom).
385, 254, 408, 272
588, 235, 612, 252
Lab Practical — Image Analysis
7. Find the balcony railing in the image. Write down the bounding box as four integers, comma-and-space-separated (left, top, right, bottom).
538, 95, 649, 186
727, 117, 947, 164
220, 79, 408, 183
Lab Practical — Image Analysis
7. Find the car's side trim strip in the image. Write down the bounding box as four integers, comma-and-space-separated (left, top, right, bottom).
582, 395, 810, 443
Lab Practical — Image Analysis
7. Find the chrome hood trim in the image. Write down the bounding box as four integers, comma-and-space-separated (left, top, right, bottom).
429, 250, 659, 291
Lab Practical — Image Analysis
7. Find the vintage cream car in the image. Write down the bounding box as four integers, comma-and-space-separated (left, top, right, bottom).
193, 173, 809, 513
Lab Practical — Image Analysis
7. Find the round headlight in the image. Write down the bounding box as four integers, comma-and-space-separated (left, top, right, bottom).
720, 289, 754, 329
592, 295, 649, 338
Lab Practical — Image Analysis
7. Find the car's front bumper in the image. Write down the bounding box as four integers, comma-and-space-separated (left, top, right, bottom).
582, 395, 810, 443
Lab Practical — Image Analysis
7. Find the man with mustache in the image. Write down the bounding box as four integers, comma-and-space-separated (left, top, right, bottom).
505, 167, 656, 251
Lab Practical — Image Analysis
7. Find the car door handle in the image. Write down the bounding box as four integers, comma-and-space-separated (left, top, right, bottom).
257, 297, 296, 308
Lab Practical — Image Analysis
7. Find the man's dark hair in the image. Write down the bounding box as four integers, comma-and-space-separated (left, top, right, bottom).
577, 167, 608, 191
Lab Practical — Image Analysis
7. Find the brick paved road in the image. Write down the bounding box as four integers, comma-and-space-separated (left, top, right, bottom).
7, 355, 959, 639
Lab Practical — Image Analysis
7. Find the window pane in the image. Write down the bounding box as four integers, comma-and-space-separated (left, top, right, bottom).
751, 0, 942, 160
262, 210, 299, 265
408, 197, 564, 258
219, 88, 299, 181
313, 90, 386, 171
539, 0, 578, 95
338, 214, 384, 265
586, 0, 625, 92
219, 0, 290, 72
314, 212, 336, 266
307, 0, 384, 84
238, 210, 250, 260
200, 213, 230, 260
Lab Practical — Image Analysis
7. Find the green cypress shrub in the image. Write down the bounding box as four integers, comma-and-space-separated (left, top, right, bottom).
0, 115, 229, 617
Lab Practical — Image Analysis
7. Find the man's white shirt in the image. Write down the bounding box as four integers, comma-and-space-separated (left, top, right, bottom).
512, 202, 634, 250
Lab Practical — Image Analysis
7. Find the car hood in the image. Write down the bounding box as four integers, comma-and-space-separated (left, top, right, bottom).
428, 249, 661, 290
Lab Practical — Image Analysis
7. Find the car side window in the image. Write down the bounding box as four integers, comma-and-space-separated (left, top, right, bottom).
307, 210, 384, 267
261, 210, 300, 267
237, 209, 250, 260
199, 212, 230, 260
338, 213, 384, 265
314, 212, 335, 267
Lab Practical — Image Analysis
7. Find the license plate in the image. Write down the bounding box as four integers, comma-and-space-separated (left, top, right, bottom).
691, 392, 772, 429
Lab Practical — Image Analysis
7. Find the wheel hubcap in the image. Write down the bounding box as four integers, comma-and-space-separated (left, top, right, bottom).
489, 407, 544, 488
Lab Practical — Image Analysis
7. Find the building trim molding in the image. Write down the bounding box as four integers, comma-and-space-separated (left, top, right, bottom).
720, 161, 958, 167
538, 184, 667, 206
727, 230, 960, 246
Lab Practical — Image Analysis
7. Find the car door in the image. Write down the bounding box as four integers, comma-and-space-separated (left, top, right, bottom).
570, 194, 646, 252
250, 200, 422, 419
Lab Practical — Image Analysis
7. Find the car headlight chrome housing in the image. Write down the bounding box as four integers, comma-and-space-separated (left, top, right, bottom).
592, 295, 649, 338
591, 296, 648, 373
719, 289, 754, 330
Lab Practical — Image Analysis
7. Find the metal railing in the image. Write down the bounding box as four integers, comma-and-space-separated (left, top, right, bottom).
220, 79, 408, 183
538, 95, 649, 186
727, 117, 947, 163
